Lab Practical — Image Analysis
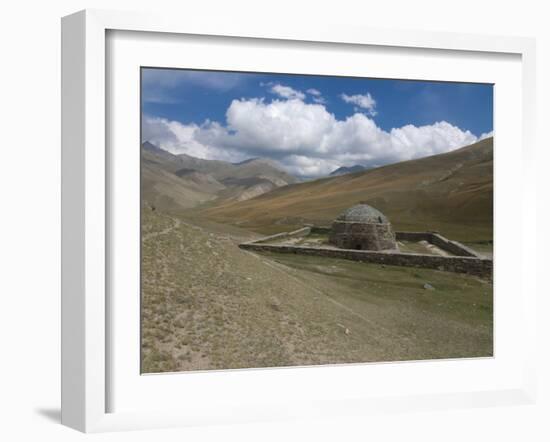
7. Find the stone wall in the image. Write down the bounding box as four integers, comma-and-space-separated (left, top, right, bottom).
429, 233, 480, 258
239, 242, 493, 278
395, 231, 480, 257
308, 226, 331, 234
395, 231, 432, 242
251, 227, 310, 244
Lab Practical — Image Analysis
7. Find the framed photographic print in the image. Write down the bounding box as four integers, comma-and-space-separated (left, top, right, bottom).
61, 9, 537, 432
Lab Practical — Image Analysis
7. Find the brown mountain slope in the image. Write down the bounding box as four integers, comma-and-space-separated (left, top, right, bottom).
141, 141, 297, 209
141, 161, 218, 210
204, 137, 493, 241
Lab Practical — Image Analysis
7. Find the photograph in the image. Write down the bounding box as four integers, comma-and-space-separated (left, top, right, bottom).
140, 67, 494, 373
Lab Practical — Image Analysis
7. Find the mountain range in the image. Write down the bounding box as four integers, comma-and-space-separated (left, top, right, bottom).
204, 137, 494, 242
141, 141, 297, 211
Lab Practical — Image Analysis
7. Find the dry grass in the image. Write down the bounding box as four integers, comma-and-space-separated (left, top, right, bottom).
141, 208, 492, 373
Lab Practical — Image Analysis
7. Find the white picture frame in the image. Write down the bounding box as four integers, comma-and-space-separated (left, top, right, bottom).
61, 9, 537, 433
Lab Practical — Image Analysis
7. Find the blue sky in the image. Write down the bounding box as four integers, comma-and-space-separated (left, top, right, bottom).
141, 68, 493, 177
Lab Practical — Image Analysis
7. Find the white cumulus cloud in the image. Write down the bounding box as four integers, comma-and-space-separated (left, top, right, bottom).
479, 130, 494, 140
306, 88, 321, 96
269, 84, 305, 100
142, 117, 242, 162
341, 93, 377, 116
306, 88, 326, 104
143, 97, 481, 177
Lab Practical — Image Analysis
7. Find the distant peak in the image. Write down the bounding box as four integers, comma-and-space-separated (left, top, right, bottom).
142, 140, 160, 150
234, 157, 284, 170
329, 164, 367, 176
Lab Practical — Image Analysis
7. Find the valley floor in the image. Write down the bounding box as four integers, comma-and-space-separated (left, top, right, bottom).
141, 208, 493, 373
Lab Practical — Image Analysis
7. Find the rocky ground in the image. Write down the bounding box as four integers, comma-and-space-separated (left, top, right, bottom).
141, 208, 493, 373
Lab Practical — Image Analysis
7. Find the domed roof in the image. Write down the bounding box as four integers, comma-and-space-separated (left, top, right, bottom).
334, 204, 389, 224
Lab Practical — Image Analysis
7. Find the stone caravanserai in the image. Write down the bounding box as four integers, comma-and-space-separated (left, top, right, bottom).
329, 204, 397, 251
239, 202, 493, 278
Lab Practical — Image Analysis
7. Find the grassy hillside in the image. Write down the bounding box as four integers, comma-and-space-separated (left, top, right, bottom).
204, 138, 493, 242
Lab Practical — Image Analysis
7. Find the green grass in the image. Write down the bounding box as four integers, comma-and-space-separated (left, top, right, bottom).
261, 252, 493, 359
464, 241, 493, 258
267, 252, 492, 324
